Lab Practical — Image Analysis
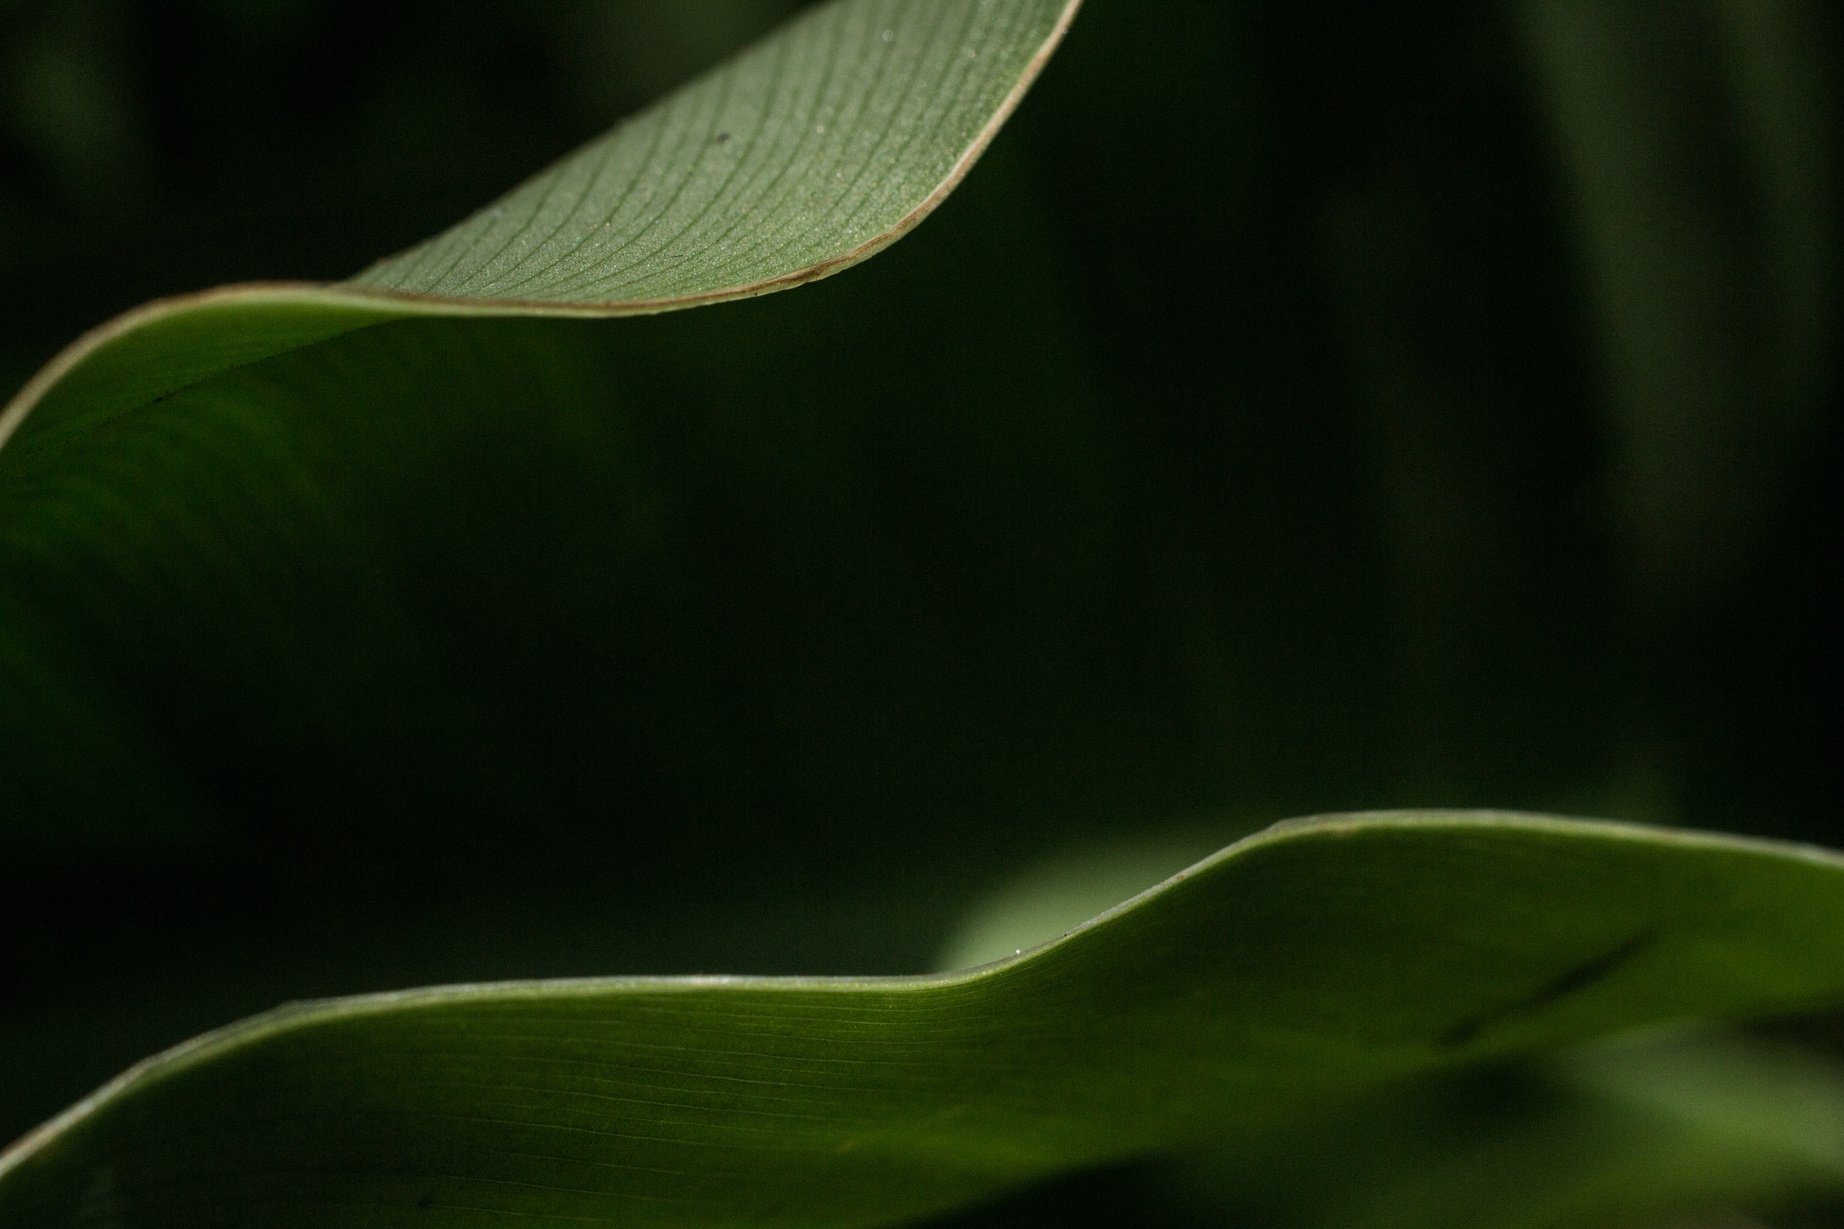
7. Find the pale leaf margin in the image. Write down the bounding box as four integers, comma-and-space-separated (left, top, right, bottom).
0, 0, 1082, 456
5, 811, 1844, 1227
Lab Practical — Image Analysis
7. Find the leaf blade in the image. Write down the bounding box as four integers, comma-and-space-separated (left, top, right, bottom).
352, 0, 1077, 307
0, 0, 1081, 458
5, 812, 1844, 1228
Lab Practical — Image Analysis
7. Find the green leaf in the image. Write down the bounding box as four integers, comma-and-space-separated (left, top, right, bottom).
0, 0, 1094, 860
1178, 1034, 1844, 1229
0, 0, 1080, 456
5, 813, 1844, 1228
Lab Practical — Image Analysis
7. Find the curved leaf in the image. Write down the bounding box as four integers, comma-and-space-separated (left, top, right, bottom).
4, 813, 1844, 1228
0, 0, 1080, 458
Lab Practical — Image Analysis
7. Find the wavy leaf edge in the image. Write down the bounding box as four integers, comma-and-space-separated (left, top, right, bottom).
5, 808, 1840, 1177
0, 0, 1083, 455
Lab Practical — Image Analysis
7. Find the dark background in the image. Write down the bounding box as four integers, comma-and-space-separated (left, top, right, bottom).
1, 0, 1839, 1221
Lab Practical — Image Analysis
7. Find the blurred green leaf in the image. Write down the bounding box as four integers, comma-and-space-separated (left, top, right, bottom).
1515, 0, 1838, 607
936, 823, 1252, 971
5, 814, 1844, 1227
1175, 1033, 1844, 1229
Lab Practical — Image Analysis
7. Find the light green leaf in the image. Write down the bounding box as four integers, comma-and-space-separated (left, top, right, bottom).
5, 813, 1844, 1228
0, 0, 1080, 457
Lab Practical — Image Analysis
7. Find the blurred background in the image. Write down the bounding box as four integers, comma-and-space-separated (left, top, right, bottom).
1, 1, 1839, 1225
